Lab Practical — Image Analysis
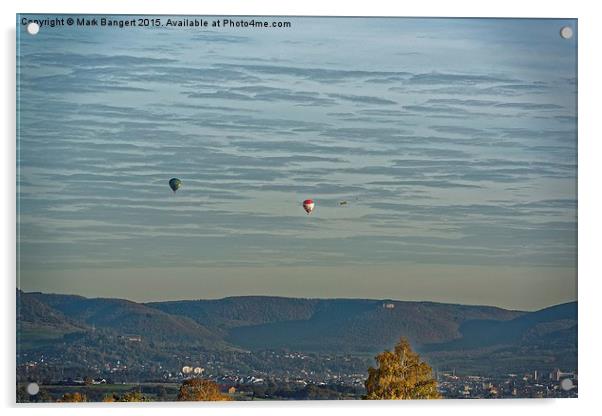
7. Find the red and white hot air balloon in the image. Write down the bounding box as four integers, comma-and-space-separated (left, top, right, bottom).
302, 199, 315, 215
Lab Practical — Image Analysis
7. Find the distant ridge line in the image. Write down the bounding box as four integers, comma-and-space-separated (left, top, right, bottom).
18, 289, 577, 312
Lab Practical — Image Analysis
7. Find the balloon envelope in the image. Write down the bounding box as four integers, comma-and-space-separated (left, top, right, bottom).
302, 199, 315, 215
169, 178, 182, 192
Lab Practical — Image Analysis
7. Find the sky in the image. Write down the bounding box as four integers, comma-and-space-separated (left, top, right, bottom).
16, 16, 577, 310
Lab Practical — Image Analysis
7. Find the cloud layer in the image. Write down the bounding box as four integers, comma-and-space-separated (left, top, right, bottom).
17, 16, 577, 306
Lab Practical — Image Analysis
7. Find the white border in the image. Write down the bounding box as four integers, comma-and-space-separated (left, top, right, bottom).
3, 1, 600, 415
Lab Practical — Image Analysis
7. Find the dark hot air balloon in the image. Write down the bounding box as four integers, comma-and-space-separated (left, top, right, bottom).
169, 178, 182, 193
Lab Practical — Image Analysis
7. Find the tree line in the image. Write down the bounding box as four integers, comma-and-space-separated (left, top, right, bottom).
18, 337, 439, 402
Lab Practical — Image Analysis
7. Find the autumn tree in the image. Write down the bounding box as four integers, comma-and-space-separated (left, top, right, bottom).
101, 390, 150, 402
119, 391, 150, 402
365, 337, 440, 400
58, 392, 87, 402
177, 378, 231, 401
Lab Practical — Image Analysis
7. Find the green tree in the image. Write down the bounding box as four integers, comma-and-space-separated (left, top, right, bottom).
16, 386, 29, 403
33, 388, 52, 403
16, 385, 52, 403
156, 385, 168, 401
365, 338, 440, 400
177, 378, 231, 401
